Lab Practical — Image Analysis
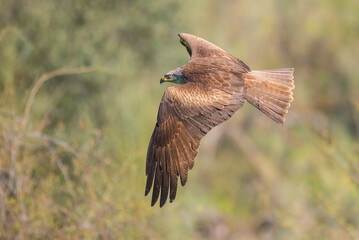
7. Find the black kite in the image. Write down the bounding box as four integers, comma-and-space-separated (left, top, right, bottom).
145, 33, 294, 207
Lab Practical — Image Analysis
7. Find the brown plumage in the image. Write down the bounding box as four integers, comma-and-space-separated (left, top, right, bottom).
145, 33, 294, 207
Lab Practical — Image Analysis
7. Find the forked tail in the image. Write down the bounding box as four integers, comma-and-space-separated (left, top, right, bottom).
244, 68, 294, 123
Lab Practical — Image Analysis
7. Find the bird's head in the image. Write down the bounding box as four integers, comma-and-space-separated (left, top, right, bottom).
160, 67, 188, 85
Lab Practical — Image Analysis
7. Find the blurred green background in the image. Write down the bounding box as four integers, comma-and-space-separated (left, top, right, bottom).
1, 0, 359, 239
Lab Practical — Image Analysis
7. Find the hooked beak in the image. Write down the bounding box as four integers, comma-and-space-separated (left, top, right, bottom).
160, 75, 171, 85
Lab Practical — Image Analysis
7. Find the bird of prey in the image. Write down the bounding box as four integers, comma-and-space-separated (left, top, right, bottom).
145, 33, 294, 207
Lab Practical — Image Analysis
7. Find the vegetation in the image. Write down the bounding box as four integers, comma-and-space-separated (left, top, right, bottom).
1, 0, 359, 239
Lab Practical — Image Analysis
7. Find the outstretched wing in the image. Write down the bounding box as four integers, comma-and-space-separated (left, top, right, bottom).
145, 72, 246, 207
178, 33, 250, 71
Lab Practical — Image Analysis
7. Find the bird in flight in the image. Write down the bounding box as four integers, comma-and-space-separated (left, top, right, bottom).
145, 33, 294, 207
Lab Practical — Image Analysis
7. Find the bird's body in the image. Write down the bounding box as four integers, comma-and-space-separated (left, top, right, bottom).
146, 33, 294, 207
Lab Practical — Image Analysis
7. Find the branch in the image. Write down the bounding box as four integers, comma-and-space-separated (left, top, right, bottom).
0, 26, 16, 42
21, 66, 97, 131
0, 26, 32, 47
28, 132, 80, 157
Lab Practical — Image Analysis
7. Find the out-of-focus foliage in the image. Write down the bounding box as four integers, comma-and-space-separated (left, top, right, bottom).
1, 0, 359, 239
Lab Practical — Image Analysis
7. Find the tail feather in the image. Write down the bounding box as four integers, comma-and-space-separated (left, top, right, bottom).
244, 68, 294, 123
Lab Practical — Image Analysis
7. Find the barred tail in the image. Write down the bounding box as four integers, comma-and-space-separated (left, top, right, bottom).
244, 68, 294, 123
